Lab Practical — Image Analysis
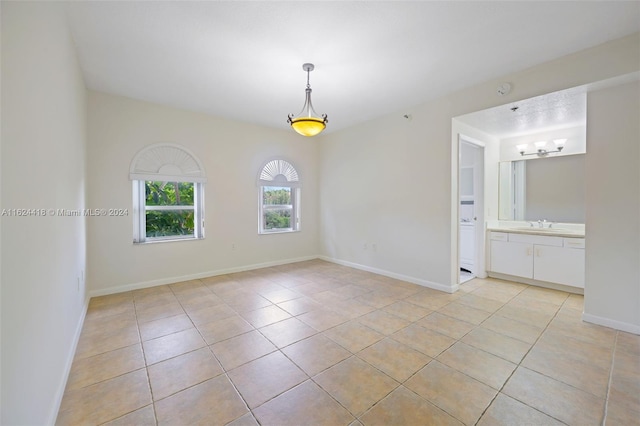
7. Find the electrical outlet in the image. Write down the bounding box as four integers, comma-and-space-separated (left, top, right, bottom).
232, 243, 236, 250
363, 243, 368, 250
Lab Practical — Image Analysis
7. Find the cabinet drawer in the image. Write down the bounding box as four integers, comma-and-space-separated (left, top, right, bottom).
564, 238, 585, 249
508, 233, 563, 247
490, 232, 508, 241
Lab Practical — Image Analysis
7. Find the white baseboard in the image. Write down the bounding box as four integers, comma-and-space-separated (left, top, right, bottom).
488, 272, 584, 295
582, 312, 640, 335
49, 296, 90, 425
89, 255, 319, 297
319, 255, 457, 294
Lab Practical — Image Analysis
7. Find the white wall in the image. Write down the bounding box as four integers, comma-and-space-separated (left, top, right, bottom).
87, 92, 320, 295
320, 33, 639, 294
584, 80, 640, 334
320, 105, 456, 291
1, 3, 88, 424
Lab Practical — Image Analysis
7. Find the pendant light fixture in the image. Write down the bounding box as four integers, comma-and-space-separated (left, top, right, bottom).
287, 63, 328, 137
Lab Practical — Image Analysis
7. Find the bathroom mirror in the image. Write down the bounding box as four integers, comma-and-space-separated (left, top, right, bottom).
498, 154, 586, 223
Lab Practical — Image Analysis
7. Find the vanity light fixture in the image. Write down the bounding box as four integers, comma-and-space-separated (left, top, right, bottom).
518, 138, 567, 157
287, 63, 328, 137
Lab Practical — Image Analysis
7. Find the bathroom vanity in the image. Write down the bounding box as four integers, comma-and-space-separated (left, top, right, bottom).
487, 223, 585, 292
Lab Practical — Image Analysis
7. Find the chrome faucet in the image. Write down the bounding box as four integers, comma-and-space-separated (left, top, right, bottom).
538, 219, 548, 228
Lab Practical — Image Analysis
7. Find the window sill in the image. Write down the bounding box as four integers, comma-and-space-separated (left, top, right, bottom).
259, 229, 300, 235
134, 236, 204, 245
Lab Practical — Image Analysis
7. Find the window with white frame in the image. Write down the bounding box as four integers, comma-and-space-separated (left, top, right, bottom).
130, 143, 206, 243
258, 159, 301, 234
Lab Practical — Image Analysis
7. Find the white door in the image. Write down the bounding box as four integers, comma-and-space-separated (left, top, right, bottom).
458, 137, 485, 281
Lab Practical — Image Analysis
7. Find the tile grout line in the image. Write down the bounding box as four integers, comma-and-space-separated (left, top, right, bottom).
232, 273, 371, 424
282, 282, 400, 422
140, 281, 252, 424
173, 274, 427, 424
478, 291, 579, 425
356, 279, 511, 425
601, 330, 619, 426
172, 280, 264, 425
133, 293, 159, 425
214, 271, 364, 424
438, 282, 531, 425
471, 284, 569, 425
250, 277, 425, 423
358, 280, 516, 425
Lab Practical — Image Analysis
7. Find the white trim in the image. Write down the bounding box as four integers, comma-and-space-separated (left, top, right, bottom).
256, 158, 301, 185
513, 160, 526, 220
459, 135, 486, 148
458, 136, 487, 281
319, 256, 458, 294
450, 128, 460, 287
488, 271, 584, 295
49, 297, 90, 426
88, 256, 318, 297
454, 133, 488, 285
129, 143, 207, 182
145, 205, 195, 211
130, 173, 207, 183
582, 313, 640, 335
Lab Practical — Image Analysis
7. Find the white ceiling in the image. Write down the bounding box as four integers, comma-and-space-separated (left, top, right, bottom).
64, 1, 640, 134
455, 87, 587, 138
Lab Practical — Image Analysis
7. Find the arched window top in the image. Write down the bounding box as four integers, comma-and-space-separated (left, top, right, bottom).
258, 159, 301, 187
130, 143, 206, 183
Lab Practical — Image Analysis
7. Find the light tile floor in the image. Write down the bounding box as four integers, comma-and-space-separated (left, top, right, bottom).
57, 260, 640, 425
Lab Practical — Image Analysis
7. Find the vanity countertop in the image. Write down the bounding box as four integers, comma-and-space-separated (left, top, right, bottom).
487, 226, 585, 238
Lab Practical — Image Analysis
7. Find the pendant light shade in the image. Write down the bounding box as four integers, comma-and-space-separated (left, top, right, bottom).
287, 63, 328, 137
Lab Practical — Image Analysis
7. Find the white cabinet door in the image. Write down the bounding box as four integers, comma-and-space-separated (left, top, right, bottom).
490, 240, 533, 278
534, 245, 585, 288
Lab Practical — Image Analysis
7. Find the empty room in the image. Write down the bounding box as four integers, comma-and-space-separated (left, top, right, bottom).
1, 1, 639, 425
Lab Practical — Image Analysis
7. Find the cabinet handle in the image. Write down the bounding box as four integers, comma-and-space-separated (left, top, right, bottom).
536, 248, 541, 257
526, 247, 532, 256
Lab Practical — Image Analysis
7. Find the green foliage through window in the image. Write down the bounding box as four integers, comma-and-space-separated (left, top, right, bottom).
262, 186, 293, 230
145, 181, 195, 238
265, 209, 291, 229
146, 181, 194, 206
263, 187, 291, 205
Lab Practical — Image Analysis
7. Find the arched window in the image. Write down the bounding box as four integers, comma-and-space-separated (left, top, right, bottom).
130, 143, 206, 243
257, 159, 301, 234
